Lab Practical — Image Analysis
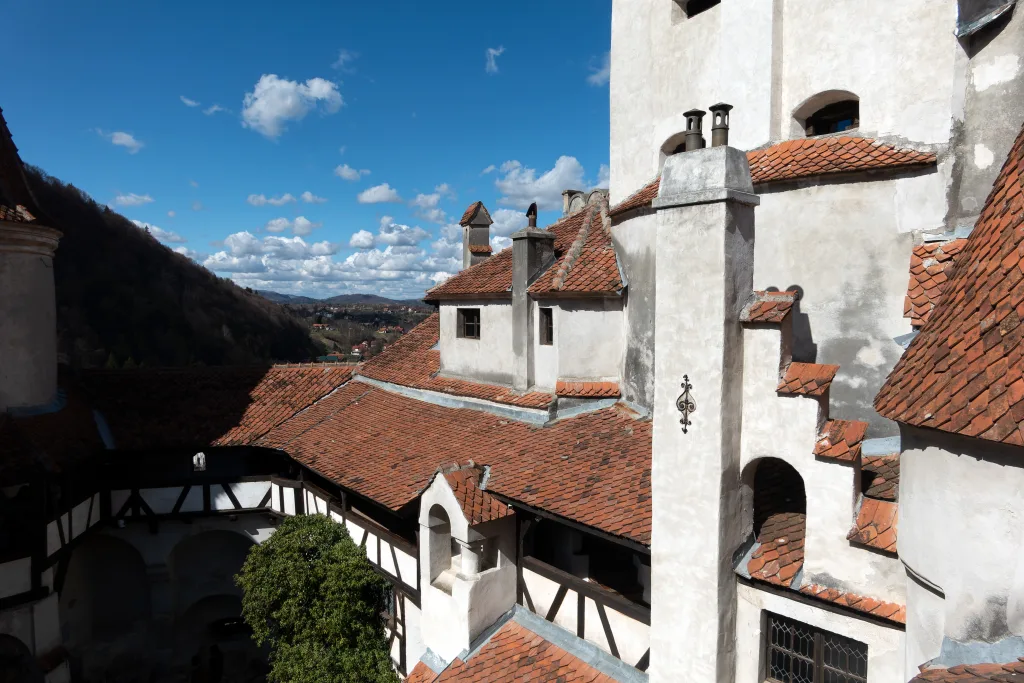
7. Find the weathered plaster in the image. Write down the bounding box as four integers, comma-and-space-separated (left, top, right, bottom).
438, 301, 515, 386
611, 213, 657, 411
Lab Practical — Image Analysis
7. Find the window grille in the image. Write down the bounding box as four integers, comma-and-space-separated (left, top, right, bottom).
457, 308, 481, 339
764, 613, 867, 683
539, 307, 554, 346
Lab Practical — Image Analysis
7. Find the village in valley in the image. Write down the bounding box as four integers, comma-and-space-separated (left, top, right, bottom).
2, 1, 1024, 683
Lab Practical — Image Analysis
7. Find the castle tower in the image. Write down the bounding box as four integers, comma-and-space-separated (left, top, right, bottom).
0, 108, 62, 413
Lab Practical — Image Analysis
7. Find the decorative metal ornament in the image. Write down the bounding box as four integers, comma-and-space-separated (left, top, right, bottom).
676, 376, 696, 434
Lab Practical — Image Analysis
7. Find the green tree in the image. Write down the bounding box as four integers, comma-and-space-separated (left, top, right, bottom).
235, 514, 399, 683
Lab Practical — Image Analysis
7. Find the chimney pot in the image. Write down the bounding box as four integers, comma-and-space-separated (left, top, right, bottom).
709, 103, 733, 148
526, 202, 538, 228
683, 109, 706, 151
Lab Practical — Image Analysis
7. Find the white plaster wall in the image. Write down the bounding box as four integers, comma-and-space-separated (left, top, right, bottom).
0, 592, 65, 660
611, 213, 657, 410
0, 247, 58, 411
404, 600, 426, 672
741, 326, 905, 604
905, 574, 946, 676
609, 0, 957, 202
0, 558, 32, 599
553, 299, 625, 381
532, 300, 558, 390
899, 430, 1024, 652
754, 176, 937, 436
521, 567, 650, 668
736, 582, 905, 683
438, 301, 515, 386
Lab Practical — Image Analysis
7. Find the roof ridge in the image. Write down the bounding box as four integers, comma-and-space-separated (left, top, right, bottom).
552, 203, 598, 290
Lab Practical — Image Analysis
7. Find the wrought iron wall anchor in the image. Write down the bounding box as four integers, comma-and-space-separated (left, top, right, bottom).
676, 376, 696, 434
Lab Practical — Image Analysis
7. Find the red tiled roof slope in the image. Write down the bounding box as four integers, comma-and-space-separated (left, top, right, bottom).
848, 498, 898, 554
610, 178, 660, 216
741, 290, 797, 323
258, 381, 652, 544
431, 620, 618, 683
81, 365, 352, 450
747, 511, 805, 587
799, 584, 906, 624
862, 454, 900, 500
748, 137, 936, 185
876, 123, 1024, 444
404, 662, 436, 683
459, 201, 490, 226
530, 200, 622, 296
555, 381, 621, 398
443, 466, 512, 526
814, 419, 868, 462
778, 362, 840, 397
358, 314, 553, 409
905, 240, 967, 326
0, 204, 33, 223
912, 660, 1024, 682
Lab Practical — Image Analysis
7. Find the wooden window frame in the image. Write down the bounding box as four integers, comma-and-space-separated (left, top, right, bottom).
762, 612, 868, 683
456, 308, 481, 340
539, 307, 554, 346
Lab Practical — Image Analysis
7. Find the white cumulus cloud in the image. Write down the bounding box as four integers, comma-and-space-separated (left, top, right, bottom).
131, 220, 186, 244
113, 192, 154, 207
180, 96, 200, 107
332, 49, 358, 72
248, 193, 296, 207
264, 216, 322, 236
335, 164, 370, 181
485, 46, 505, 74
98, 130, 144, 154
481, 165, 497, 175
587, 52, 611, 86
241, 74, 343, 138
204, 104, 228, 115
378, 217, 429, 246
357, 183, 402, 204
301, 191, 327, 204
494, 156, 587, 210
349, 229, 375, 249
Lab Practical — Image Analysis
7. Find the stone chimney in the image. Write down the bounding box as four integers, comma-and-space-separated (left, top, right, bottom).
0, 108, 62, 413
649, 142, 758, 682
511, 203, 555, 392
459, 201, 493, 270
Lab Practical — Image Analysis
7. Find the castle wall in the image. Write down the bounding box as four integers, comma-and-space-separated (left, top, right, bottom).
438, 301, 515, 386
612, 213, 658, 411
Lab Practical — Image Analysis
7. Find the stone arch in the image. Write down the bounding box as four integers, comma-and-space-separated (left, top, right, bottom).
740, 458, 808, 583
0, 634, 42, 683
657, 130, 690, 175
426, 504, 453, 587
167, 530, 255, 621
791, 90, 860, 138
59, 533, 151, 649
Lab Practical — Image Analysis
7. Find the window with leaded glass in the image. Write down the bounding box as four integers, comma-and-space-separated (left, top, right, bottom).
763, 612, 867, 683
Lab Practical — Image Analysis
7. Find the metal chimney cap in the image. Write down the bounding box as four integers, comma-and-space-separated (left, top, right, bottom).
709, 102, 733, 113
683, 108, 707, 118
526, 202, 538, 227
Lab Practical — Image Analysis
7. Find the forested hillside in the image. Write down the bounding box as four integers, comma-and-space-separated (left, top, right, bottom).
25, 166, 323, 368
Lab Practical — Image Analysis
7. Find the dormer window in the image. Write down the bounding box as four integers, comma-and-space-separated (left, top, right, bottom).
539, 308, 553, 346
805, 100, 860, 136
457, 308, 480, 340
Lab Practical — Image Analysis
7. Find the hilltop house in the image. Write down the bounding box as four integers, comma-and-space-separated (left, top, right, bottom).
3, 1, 1024, 682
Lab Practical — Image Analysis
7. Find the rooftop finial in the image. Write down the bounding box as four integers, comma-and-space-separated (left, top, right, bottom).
526, 202, 538, 228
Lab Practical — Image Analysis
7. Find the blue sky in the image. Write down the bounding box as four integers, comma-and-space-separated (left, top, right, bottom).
3, 0, 612, 299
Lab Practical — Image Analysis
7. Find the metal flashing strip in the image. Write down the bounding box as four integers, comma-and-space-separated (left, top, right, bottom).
862, 436, 901, 457
354, 375, 551, 425
552, 397, 621, 421
956, 0, 1016, 37
652, 187, 760, 209
417, 648, 450, 675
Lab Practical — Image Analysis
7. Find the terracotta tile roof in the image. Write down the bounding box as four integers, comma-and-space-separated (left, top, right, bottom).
459, 201, 490, 226
441, 465, 512, 526
80, 365, 352, 451
911, 660, 1024, 682
748, 137, 936, 185
741, 290, 797, 323
0, 204, 34, 222
425, 208, 603, 301
555, 381, 621, 399
905, 240, 967, 326
610, 177, 660, 217
405, 662, 437, 683
747, 511, 806, 587
777, 362, 840, 397
862, 454, 900, 500
799, 584, 906, 624
876, 123, 1024, 445
258, 382, 652, 544
430, 619, 618, 682
813, 419, 868, 462
357, 314, 553, 409
530, 198, 623, 296
847, 498, 898, 554
467, 244, 492, 254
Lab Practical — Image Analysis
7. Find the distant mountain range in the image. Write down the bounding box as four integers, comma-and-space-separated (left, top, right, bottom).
257, 290, 430, 307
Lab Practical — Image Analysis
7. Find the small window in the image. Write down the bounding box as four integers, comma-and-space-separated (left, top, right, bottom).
805, 100, 860, 136
675, 0, 721, 18
539, 308, 553, 346
764, 612, 867, 683
457, 308, 480, 340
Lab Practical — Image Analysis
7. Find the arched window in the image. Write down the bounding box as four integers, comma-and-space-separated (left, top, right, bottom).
792, 90, 860, 138
426, 505, 454, 591
743, 458, 807, 586
753, 458, 806, 537
658, 131, 690, 174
